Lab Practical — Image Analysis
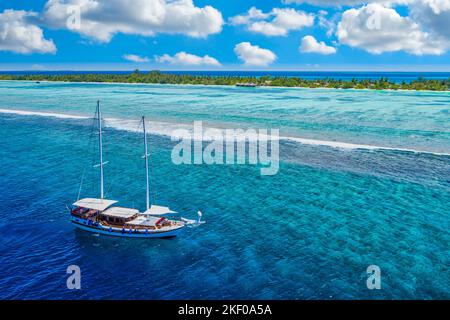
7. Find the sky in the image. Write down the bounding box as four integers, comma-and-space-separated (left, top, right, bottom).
1, 0, 450, 71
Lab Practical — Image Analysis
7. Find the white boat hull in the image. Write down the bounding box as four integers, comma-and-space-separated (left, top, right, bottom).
71, 217, 184, 238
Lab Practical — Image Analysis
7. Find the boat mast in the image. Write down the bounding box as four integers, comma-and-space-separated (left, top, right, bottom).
97, 100, 104, 199
142, 116, 150, 211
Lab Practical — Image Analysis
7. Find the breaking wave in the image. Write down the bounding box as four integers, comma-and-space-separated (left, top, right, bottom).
1, 108, 449, 157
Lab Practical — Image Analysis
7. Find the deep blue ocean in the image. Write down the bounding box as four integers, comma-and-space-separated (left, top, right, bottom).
0, 80, 448, 299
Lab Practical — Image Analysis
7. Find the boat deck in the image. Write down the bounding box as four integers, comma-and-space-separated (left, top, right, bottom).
71, 210, 182, 231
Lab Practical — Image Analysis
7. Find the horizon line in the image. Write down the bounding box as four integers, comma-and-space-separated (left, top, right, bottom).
1, 69, 450, 73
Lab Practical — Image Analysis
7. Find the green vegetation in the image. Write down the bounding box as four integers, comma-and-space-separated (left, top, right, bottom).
0, 70, 448, 91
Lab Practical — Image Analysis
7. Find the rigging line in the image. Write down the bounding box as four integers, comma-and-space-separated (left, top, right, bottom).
136, 118, 147, 192
77, 169, 85, 201
105, 117, 141, 201
76, 106, 97, 199
84, 106, 98, 176
78, 105, 103, 199
90, 105, 99, 168
105, 118, 141, 201
140, 117, 157, 205
147, 123, 158, 205
105, 180, 113, 199
138, 118, 151, 205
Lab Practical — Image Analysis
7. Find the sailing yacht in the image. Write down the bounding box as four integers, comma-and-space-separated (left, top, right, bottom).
70, 101, 186, 238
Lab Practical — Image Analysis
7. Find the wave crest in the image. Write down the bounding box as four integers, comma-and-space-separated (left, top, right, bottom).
1, 108, 448, 157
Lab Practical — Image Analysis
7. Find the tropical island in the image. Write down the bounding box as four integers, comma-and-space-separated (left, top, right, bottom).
0, 70, 449, 91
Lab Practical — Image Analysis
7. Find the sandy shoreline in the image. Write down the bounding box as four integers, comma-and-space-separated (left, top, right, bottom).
0, 79, 448, 93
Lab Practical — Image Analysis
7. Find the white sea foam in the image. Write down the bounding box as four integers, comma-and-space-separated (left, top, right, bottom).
103, 117, 193, 137
283, 136, 450, 156
0, 108, 88, 119
1, 108, 449, 157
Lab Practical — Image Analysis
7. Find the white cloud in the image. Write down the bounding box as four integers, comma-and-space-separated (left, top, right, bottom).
410, 0, 450, 40
234, 42, 277, 66
155, 52, 221, 66
229, 7, 314, 36
420, 0, 450, 14
283, 0, 410, 6
228, 7, 269, 25
300, 35, 337, 54
0, 9, 56, 54
336, 3, 447, 55
123, 54, 149, 63
43, 0, 223, 42
317, 10, 337, 37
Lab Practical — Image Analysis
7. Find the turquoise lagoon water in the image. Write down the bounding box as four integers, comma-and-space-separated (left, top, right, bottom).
0, 81, 449, 299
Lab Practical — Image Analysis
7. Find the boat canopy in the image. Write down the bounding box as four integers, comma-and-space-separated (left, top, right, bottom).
101, 207, 139, 219
73, 198, 118, 211
142, 205, 177, 216
127, 216, 162, 227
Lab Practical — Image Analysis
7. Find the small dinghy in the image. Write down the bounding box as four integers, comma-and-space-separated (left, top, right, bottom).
181, 211, 206, 227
